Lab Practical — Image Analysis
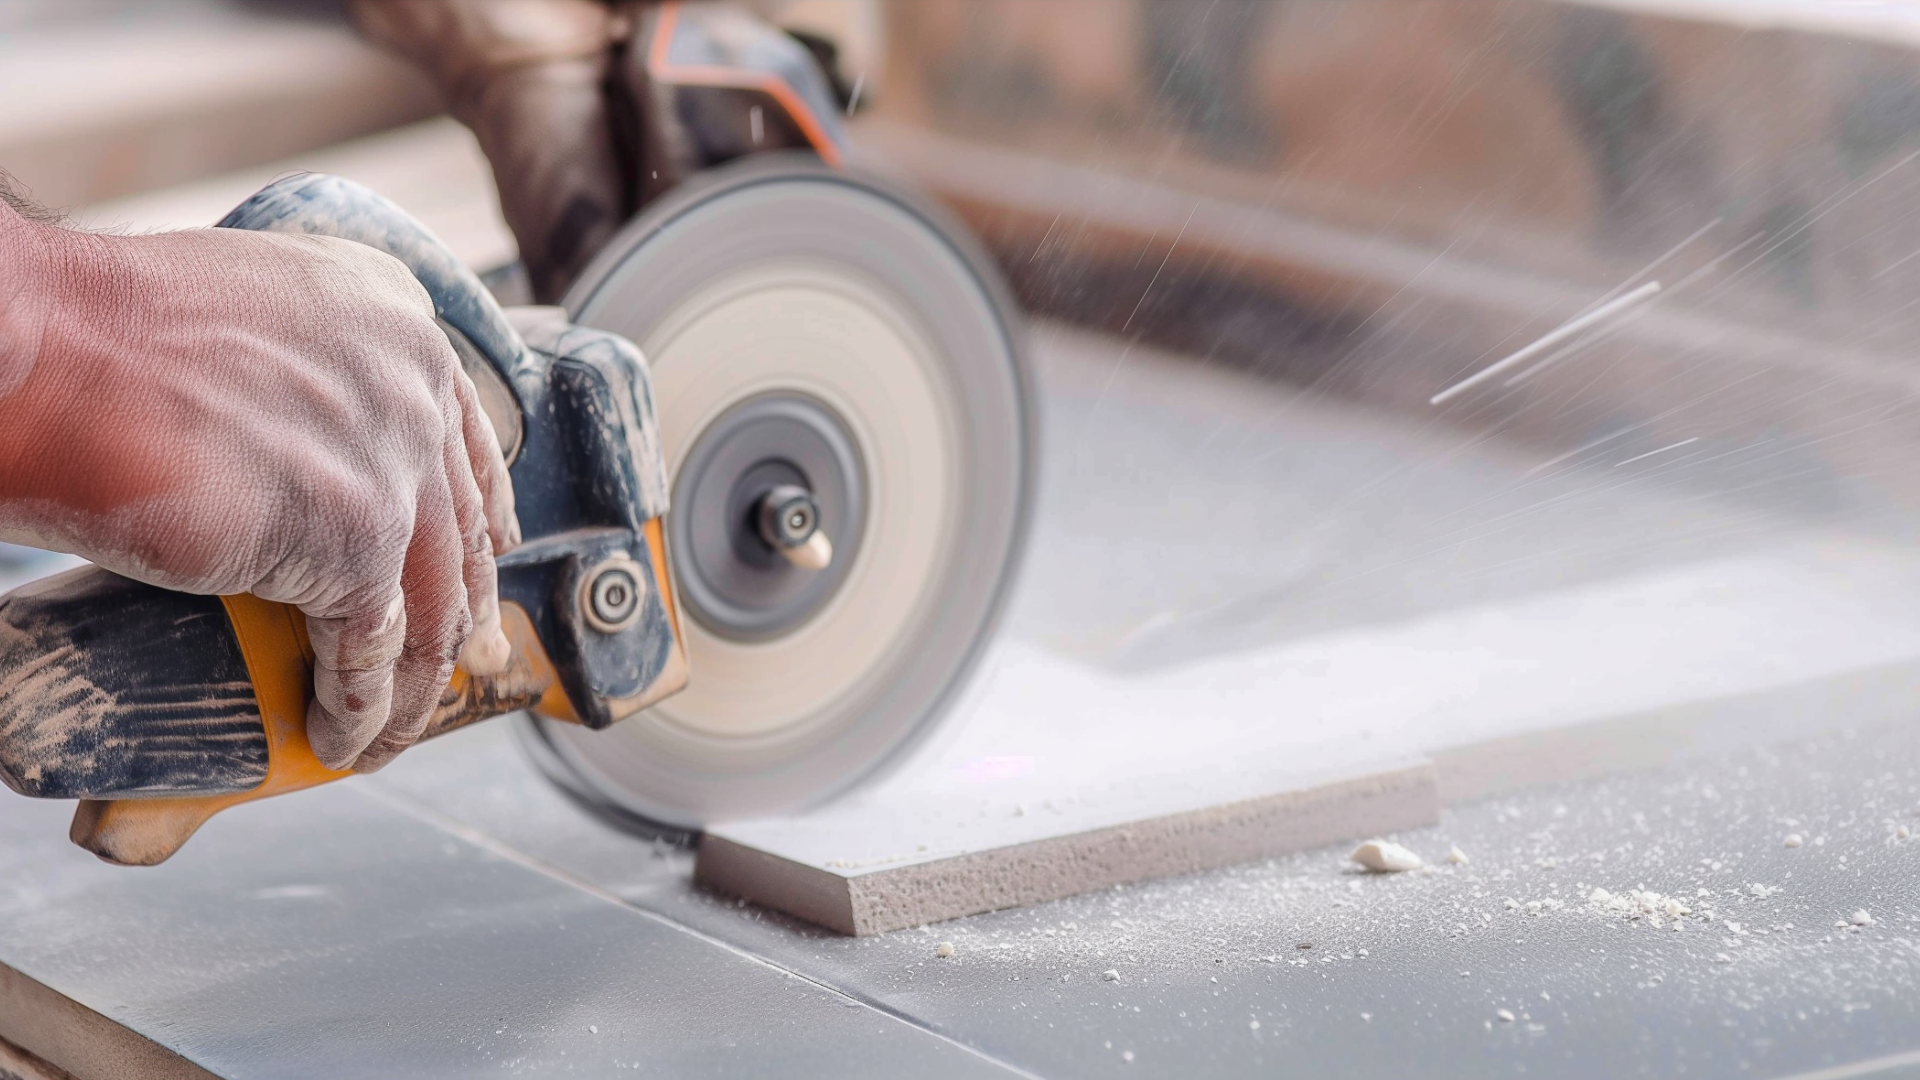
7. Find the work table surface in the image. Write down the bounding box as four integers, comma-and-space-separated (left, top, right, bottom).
4, 326, 1919, 1078
4, 708, 1918, 1079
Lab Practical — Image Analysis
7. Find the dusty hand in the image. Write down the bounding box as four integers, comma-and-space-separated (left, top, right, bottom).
0, 207, 518, 771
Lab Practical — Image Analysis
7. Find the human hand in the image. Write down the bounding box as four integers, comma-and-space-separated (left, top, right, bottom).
0, 206, 519, 771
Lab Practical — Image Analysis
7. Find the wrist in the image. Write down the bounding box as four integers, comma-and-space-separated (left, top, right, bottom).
0, 205, 61, 400
0, 212, 120, 515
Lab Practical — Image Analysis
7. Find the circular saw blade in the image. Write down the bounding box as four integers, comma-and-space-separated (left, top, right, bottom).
521, 155, 1034, 834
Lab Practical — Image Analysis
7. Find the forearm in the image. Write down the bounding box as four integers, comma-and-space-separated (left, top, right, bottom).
349, 0, 625, 302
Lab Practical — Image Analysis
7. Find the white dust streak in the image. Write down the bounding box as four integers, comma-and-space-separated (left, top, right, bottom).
1120, 203, 1198, 332
1872, 244, 1920, 280
1657, 230, 1768, 293
1029, 212, 1063, 263
1501, 230, 1766, 389
1712, 147, 1920, 298
1501, 310, 1652, 389
1345, 239, 1459, 339
1430, 281, 1663, 405
1522, 428, 1638, 477
1614, 437, 1700, 467
1576, 217, 1720, 317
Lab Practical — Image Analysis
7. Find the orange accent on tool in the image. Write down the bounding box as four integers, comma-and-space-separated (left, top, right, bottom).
70, 597, 566, 866
649, 1, 845, 168
643, 516, 684, 651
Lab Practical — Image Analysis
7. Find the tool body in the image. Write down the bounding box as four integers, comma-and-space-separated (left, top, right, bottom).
0, 0, 1033, 861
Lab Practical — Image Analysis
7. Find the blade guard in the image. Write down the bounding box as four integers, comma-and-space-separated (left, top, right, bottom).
0, 174, 686, 864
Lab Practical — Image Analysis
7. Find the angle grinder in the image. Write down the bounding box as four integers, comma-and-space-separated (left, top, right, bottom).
0, 5, 1032, 863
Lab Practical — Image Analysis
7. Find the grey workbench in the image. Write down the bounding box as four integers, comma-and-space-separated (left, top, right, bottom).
7, 703, 1920, 1078
6, 327, 1920, 1078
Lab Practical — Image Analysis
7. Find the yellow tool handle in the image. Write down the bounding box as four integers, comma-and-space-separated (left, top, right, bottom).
70, 597, 570, 866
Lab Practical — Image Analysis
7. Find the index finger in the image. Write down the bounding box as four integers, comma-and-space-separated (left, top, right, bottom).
450, 355, 519, 553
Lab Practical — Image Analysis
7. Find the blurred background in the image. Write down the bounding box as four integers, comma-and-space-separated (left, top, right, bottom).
7, 0, 1920, 781
13, 7, 1920, 1074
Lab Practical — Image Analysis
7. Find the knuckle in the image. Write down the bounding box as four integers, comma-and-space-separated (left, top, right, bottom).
329, 490, 414, 570
460, 506, 493, 557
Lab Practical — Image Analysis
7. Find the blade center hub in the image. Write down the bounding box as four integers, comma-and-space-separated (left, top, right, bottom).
670, 393, 866, 641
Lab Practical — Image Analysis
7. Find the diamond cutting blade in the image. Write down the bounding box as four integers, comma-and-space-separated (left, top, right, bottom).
520, 155, 1034, 833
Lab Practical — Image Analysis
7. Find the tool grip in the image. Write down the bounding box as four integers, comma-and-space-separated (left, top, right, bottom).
0, 566, 567, 864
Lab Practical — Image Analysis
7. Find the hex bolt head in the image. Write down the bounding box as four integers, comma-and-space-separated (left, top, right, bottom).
582, 558, 646, 634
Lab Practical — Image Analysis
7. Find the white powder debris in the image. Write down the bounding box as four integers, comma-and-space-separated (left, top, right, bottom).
1748, 884, 1777, 899
1249, 1019, 1261, 1031
1784, 834, 1804, 848
1900, 826, 1912, 841
1852, 910, 1875, 927
1715, 953, 1734, 963
1447, 845, 1470, 865
1496, 1009, 1516, 1023
1351, 839, 1423, 873
1102, 969, 1121, 982
588, 1025, 598, 1034
1588, 886, 1694, 925
1122, 1050, 1135, 1063
1357, 949, 1370, 957
935, 942, 955, 959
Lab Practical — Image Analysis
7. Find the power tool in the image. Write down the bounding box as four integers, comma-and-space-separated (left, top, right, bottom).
0, 2, 1032, 864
